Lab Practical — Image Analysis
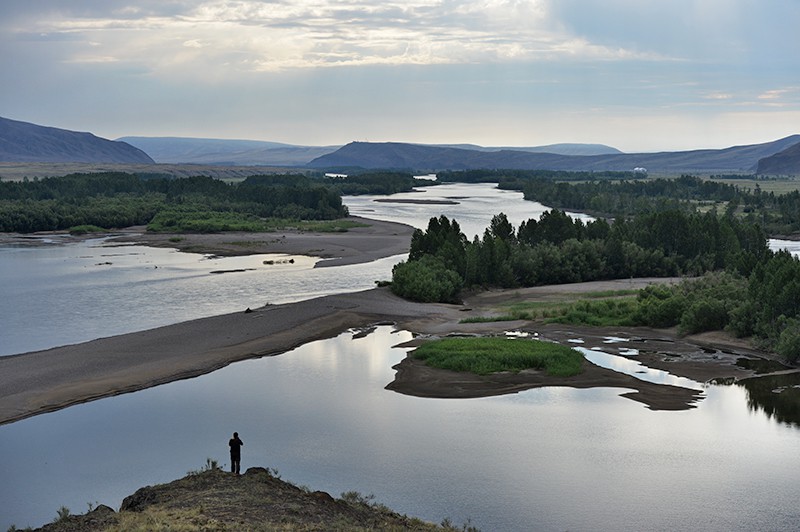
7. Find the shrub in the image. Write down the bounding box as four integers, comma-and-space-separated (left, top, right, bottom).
390, 256, 463, 303
776, 319, 800, 363
679, 297, 730, 335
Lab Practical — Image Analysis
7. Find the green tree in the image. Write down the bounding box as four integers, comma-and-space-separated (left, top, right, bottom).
390, 256, 463, 303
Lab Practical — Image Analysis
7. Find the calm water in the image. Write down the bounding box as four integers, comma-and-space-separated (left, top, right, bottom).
2, 327, 799, 531
0, 240, 399, 356
2, 183, 800, 530
345, 182, 593, 240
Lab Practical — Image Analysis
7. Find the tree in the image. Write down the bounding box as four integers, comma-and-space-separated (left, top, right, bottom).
390, 256, 463, 303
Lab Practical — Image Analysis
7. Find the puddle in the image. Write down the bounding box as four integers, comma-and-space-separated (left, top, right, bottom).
575, 347, 705, 391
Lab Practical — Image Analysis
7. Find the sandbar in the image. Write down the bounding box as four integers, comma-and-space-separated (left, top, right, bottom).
107, 215, 415, 267
1, 274, 786, 426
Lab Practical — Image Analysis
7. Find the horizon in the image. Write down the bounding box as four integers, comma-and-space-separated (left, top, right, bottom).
2, 1, 799, 153
116, 132, 800, 155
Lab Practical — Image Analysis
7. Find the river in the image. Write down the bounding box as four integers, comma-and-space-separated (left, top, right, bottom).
1, 183, 799, 531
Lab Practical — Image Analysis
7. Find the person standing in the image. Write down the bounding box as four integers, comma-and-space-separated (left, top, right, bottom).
229, 432, 244, 475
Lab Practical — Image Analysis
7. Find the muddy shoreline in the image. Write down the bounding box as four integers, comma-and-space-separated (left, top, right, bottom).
1, 281, 788, 426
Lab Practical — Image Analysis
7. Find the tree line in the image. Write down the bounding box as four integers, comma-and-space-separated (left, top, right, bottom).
0, 172, 348, 233
436, 169, 639, 184
390, 210, 800, 362
439, 171, 800, 236
323, 172, 436, 195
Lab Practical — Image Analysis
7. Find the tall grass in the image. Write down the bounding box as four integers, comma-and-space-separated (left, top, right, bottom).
549, 298, 640, 326
412, 337, 583, 377
460, 293, 641, 326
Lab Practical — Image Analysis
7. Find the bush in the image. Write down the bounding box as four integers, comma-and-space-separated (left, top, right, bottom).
635, 286, 687, 328
390, 256, 463, 303
679, 297, 730, 335
776, 319, 800, 363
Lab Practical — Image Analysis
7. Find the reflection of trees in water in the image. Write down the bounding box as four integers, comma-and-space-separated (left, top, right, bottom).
739, 373, 800, 427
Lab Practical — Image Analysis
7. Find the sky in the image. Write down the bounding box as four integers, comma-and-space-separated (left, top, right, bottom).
1, 0, 799, 153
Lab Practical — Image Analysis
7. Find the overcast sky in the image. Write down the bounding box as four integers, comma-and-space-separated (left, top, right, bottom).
1, 0, 798, 152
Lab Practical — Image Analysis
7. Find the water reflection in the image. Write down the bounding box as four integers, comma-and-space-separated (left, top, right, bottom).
344, 182, 593, 240
737, 373, 800, 427
575, 346, 705, 390
3, 329, 800, 531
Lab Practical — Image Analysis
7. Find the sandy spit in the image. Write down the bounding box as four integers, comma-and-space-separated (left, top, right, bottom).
0, 221, 786, 425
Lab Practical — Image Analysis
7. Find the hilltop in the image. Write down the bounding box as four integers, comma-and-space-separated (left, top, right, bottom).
0, 117, 154, 164
757, 141, 800, 175
118, 136, 340, 166
32, 467, 461, 531
116, 137, 619, 166
307, 137, 800, 174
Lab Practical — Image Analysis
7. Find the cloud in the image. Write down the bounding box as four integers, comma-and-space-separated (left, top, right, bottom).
1, 0, 798, 150
3, 0, 672, 77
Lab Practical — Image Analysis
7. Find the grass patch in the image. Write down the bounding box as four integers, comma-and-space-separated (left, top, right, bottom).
547, 297, 640, 327
464, 290, 643, 325
108, 508, 220, 532
293, 219, 369, 232
68, 224, 106, 235
412, 337, 583, 377
581, 289, 640, 298
460, 315, 519, 323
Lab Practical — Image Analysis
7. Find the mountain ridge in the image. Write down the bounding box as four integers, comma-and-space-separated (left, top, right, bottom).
308, 137, 800, 174
756, 142, 800, 175
0, 117, 154, 164
118, 137, 621, 166
118, 136, 341, 166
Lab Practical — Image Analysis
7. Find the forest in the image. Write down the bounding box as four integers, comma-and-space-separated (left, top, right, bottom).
0, 172, 348, 232
441, 170, 800, 235
0, 171, 437, 233
390, 210, 800, 362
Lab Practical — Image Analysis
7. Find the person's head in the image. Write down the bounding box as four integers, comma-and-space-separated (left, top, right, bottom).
233, 432, 238, 438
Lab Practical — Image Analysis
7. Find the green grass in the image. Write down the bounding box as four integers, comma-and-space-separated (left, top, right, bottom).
582, 289, 640, 298
68, 224, 107, 235
710, 177, 800, 195
460, 315, 519, 323
547, 297, 640, 326
412, 337, 583, 377
460, 290, 642, 326
287, 219, 369, 232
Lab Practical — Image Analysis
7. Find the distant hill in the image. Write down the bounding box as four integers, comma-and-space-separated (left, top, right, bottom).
756, 141, 800, 175
0, 117, 154, 164
119, 136, 340, 166
308, 137, 800, 173
434, 143, 623, 156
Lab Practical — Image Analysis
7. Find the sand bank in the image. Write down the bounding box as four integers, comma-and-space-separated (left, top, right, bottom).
108, 216, 415, 267
1, 274, 784, 426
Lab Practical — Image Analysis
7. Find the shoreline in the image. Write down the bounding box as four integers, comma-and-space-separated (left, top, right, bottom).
0, 215, 415, 268
108, 215, 416, 268
1, 219, 793, 425
1, 278, 787, 426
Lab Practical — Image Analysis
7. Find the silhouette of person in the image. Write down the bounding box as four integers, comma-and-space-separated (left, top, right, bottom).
229, 432, 244, 474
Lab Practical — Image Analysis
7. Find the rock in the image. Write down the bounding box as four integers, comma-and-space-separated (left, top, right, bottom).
120, 485, 159, 512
